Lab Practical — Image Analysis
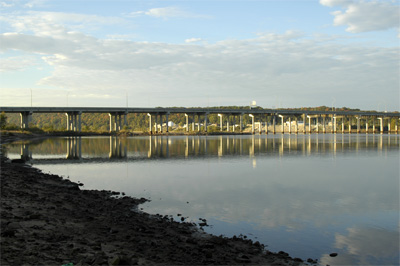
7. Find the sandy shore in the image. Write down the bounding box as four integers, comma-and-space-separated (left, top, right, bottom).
0, 132, 310, 265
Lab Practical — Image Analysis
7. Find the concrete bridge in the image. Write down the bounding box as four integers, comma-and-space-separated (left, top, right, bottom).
1, 106, 399, 134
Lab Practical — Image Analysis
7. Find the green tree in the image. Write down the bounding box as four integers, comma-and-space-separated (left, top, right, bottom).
0, 112, 7, 129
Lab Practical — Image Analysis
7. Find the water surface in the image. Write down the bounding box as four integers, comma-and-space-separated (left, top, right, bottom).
5, 134, 399, 265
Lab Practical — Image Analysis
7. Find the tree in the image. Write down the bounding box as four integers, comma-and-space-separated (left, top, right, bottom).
0, 112, 7, 129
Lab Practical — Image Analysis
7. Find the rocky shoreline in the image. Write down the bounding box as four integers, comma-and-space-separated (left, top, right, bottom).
1, 132, 310, 265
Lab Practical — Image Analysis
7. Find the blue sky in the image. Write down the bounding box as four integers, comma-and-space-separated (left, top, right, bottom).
0, 0, 399, 110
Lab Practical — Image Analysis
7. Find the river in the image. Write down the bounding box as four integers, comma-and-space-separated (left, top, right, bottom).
5, 134, 399, 265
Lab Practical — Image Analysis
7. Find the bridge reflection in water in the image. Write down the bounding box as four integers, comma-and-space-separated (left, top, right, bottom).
7, 134, 399, 164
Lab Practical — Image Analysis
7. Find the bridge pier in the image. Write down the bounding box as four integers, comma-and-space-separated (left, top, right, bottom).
333, 115, 337, 133
278, 115, 284, 134
218, 114, 223, 131
342, 117, 345, 134
249, 114, 255, 134
349, 117, 352, 134
372, 117, 376, 133
378, 117, 383, 134
302, 114, 306, 134
185, 114, 189, 132
166, 112, 169, 133
365, 118, 369, 133
66, 112, 81, 132
20, 111, 32, 129
356, 116, 361, 134
307, 115, 311, 134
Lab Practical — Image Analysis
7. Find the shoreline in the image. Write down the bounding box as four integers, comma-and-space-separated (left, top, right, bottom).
1, 132, 310, 265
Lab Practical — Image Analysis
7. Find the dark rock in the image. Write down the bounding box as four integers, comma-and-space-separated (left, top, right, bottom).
11, 159, 25, 163
329, 252, 338, 257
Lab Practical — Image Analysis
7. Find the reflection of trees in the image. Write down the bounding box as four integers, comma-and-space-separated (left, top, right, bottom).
5, 135, 400, 161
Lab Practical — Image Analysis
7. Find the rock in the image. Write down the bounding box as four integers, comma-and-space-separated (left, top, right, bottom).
235, 253, 251, 263
11, 159, 25, 163
329, 252, 338, 257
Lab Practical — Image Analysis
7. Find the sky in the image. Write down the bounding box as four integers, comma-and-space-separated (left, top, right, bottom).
0, 0, 399, 111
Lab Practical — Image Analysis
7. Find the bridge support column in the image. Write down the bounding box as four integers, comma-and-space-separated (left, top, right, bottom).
66, 112, 79, 132
20, 112, 32, 129
233, 116, 236, 132
265, 115, 269, 134
185, 114, 189, 132
109, 114, 112, 132
295, 117, 298, 134
166, 113, 169, 133
316, 116, 319, 134
147, 113, 152, 134
288, 117, 292, 134
154, 115, 158, 133
365, 118, 369, 134
240, 114, 243, 132
388, 118, 391, 133
356, 116, 360, 134
250, 114, 255, 134
349, 117, 352, 134
218, 114, 223, 131
302, 114, 306, 134
378, 117, 383, 134
372, 117, 376, 133
322, 116, 326, 134
227, 115, 230, 132
342, 117, 345, 134
333, 116, 336, 133
78, 112, 82, 132
307, 115, 311, 134
278, 115, 284, 134
272, 115, 275, 134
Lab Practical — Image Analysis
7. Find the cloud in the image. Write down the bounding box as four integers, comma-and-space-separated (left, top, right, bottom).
185, 38, 203, 43
0, 10, 398, 109
128, 7, 209, 19
320, 0, 400, 34
0, 55, 38, 72
319, 227, 400, 265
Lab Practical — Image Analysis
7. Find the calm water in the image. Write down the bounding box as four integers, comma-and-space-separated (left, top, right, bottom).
5, 134, 400, 265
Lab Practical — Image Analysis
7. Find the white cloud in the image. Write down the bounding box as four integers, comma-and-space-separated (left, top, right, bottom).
319, 227, 399, 265
128, 7, 209, 19
0, 55, 38, 72
185, 38, 203, 43
320, 0, 400, 34
0, 10, 398, 110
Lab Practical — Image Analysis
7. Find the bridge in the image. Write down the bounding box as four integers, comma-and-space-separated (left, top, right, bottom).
1, 106, 399, 134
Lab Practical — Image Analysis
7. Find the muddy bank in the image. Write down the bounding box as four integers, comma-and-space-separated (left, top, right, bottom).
1, 133, 309, 265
